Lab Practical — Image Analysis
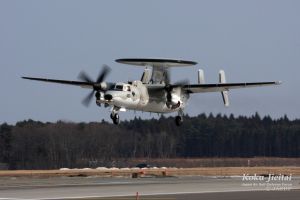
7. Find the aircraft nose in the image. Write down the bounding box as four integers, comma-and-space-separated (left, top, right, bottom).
104, 94, 113, 101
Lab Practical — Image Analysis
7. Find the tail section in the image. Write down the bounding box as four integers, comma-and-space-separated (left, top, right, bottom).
198, 69, 205, 84
219, 70, 229, 107
141, 68, 152, 84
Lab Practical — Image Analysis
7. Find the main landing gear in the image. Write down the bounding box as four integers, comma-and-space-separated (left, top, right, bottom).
175, 109, 184, 126
175, 116, 183, 126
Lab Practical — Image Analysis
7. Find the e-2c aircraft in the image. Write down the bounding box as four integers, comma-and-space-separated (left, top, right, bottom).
23, 58, 281, 126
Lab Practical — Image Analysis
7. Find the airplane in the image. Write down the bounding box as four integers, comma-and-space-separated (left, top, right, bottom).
22, 58, 281, 126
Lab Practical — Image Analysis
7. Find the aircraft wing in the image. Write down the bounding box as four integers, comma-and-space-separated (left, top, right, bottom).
182, 81, 281, 93
22, 77, 94, 89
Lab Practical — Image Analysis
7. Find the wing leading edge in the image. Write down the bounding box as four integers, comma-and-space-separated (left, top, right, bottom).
22, 77, 94, 89
183, 81, 281, 93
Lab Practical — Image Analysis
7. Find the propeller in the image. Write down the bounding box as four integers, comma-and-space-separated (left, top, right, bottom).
78, 65, 111, 107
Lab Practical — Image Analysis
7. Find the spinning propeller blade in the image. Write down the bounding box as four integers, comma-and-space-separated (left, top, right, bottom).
79, 65, 112, 107
96, 64, 111, 83
82, 90, 94, 107
78, 71, 94, 83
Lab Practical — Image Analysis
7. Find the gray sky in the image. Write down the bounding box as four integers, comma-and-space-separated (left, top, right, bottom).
1, 0, 299, 124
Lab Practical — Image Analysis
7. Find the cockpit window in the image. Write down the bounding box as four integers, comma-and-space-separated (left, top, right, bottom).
115, 84, 131, 91
115, 85, 123, 90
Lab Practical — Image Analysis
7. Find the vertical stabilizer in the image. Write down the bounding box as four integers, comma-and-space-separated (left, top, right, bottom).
141, 68, 152, 84
219, 70, 229, 107
198, 69, 205, 84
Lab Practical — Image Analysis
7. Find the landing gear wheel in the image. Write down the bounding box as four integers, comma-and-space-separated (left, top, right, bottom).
175, 116, 183, 126
111, 114, 120, 125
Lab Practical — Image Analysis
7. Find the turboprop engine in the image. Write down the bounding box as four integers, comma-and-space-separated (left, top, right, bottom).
166, 87, 182, 109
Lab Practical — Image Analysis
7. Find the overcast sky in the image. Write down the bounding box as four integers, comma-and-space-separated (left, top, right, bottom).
1, 0, 299, 124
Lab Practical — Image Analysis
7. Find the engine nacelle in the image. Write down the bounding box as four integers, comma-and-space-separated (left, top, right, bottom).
166, 93, 181, 109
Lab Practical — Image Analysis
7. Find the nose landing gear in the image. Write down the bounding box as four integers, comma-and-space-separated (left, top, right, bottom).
110, 106, 120, 125
110, 113, 120, 125
175, 109, 184, 126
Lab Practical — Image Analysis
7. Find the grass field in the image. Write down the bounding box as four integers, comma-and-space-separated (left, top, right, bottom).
0, 166, 299, 178
1, 157, 299, 177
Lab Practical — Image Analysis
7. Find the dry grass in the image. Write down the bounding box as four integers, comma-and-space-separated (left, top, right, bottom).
127, 157, 300, 167
0, 167, 299, 178
1, 158, 299, 178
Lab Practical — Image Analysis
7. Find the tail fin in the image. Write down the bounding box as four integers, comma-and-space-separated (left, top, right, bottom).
198, 69, 205, 84
141, 68, 152, 84
219, 70, 229, 107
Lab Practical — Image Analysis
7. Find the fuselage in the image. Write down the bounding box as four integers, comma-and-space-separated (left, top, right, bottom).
96, 80, 189, 113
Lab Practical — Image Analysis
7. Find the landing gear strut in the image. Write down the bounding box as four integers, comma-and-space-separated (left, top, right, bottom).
110, 113, 120, 125
175, 109, 184, 126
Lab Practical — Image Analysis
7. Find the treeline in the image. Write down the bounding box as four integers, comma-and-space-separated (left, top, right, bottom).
0, 113, 299, 169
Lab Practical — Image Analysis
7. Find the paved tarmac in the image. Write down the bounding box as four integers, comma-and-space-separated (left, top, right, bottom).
92, 190, 300, 200
0, 176, 299, 199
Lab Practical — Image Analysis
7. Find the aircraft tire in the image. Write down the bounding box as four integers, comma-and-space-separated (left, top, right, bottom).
175, 116, 183, 126
112, 114, 120, 125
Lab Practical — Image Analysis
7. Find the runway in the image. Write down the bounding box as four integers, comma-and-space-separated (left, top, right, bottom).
0, 176, 299, 199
